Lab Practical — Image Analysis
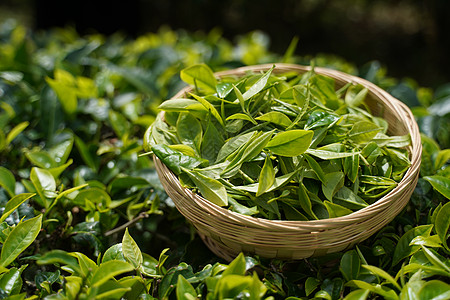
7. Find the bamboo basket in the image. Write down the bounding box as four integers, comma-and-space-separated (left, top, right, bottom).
154, 63, 422, 261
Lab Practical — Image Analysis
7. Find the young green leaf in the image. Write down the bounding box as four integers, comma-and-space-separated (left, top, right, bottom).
152, 144, 207, 175
91, 260, 134, 287
298, 183, 318, 220
176, 275, 197, 300
0, 193, 35, 223
324, 201, 352, 218
257, 155, 275, 196
392, 225, 433, 266
255, 111, 292, 127
0, 166, 16, 198
266, 130, 313, 157
322, 172, 344, 201
185, 169, 228, 206
177, 112, 202, 154
417, 280, 450, 300
0, 214, 42, 267
361, 265, 401, 291
423, 175, 450, 199
5, 121, 28, 146
201, 120, 225, 164
189, 93, 224, 127
180, 64, 217, 93
305, 277, 321, 296
340, 250, 361, 281
434, 201, 450, 251
348, 121, 382, 143
242, 66, 274, 101
122, 228, 143, 269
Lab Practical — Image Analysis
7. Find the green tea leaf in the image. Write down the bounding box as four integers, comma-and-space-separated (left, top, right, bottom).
347, 280, 398, 300
158, 98, 206, 113
226, 113, 256, 124
177, 112, 202, 154
361, 265, 401, 291
201, 120, 225, 164
343, 289, 370, 300
305, 277, 321, 296
322, 172, 344, 201
392, 225, 433, 266
418, 280, 450, 300
345, 84, 368, 107
122, 228, 143, 269
298, 182, 318, 220
152, 144, 207, 175
176, 275, 197, 300
180, 64, 217, 94
242, 66, 274, 101
421, 246, 450, 273
36, 250, 81, 274
255, 111, 292, 127
190, 93, 224, 127
222, 130, 273, 177
304, 154, 325, 183
5, 121, 28, 145
185, 169, 228, 206
340, 250, 361, 281
435, 149, 450, 171
30, 167, 56, 208
333, 187, 368, 210
221, 252, 246, 276
102, 244, 126, 263
0, 193, 35, 223
0, 166, 16, 197
266, 130, 313, 157
91, 260, 134, 287
324, 201, 352, 218
0, 267, 22, 296
348, 121, 382, 143
306, 149, 358, 160
216, 132, 255, 163
434, 201, 450, 251
257, 155, 275, 196
423, 175, 450, 199
0, 214, 42, 267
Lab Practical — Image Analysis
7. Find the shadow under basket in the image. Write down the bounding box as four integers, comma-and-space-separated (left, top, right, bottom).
154, 63, 422, 261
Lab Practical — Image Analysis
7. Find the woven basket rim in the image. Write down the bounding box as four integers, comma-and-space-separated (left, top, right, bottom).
155, 63, 422, 229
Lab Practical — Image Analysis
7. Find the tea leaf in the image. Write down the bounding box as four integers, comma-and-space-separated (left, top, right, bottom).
180, 64, 217, 93
242, 66, 274, 101
255, 111, 292, 127
266, 130, 313, 157
152, 144, 207, 175
423, 175, 450, 199
348, 121, 382, 143
0, 214, 42, 267
0, 166, 16, 197
122, 228, 143, 269
257, 155, 275, 196
177, 112, 202, 154
322, 172, 344, 201
0, 193, 35, 223
91, 260, 134, 287
434, 201, 450, 251
185, 169, 228, 206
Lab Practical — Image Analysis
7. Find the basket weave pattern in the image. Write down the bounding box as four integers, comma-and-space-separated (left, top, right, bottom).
154, 64, 422, 261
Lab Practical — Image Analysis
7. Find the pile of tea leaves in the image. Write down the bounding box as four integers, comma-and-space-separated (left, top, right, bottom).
145, 64, 411, 220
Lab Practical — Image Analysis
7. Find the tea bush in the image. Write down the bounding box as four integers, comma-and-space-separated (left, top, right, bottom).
0, 19, 448, 299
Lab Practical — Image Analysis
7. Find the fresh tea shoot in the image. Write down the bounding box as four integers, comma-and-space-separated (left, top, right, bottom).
145, 64, 411, 220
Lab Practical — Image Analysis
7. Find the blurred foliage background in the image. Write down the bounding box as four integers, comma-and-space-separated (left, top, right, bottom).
1, 0, 449, 88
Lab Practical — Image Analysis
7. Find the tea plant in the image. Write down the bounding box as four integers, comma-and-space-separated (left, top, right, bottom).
0, 19, 448, 299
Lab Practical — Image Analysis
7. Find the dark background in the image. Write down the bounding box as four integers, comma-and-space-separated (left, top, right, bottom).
2, 0, 449, 88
